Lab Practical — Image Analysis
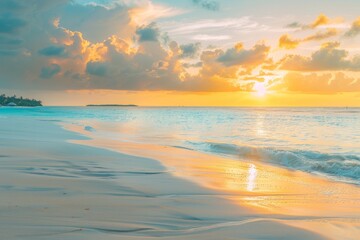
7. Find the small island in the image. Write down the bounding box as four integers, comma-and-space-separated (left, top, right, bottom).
0, 94, 42, 107
86, 104, 138, 107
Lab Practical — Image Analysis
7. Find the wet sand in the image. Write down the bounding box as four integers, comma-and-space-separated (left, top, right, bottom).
0, 117, 358, 239
66, 121, 360, 239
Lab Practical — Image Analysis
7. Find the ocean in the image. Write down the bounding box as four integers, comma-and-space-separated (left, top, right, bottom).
1, 106, 359, 184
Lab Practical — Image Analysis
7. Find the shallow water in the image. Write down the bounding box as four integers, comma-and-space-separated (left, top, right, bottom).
1, 106, 359, 184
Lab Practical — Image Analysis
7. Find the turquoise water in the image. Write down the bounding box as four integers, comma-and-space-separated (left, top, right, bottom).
1, 106, 360, 184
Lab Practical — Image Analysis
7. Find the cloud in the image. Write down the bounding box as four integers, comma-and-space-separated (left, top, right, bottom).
86, 61, 108, 76
278, 34, 300, 49
180, 43, 201, 58
165, 17, 262, 36
217, 42, 270, 68
136, 22, 160, 42
0, 14, 26, 33
192, 0, 219, 11
277, 72, 360, 93
303, 28, 338, 41
161, 16, 271, 46
40, 64, 61, 79
180, 48, 240, 91
310, 14, 330, 28
279, 42, 360, 71
38, 46, 66, 57
286, 22, 302, 29
286, 14, 343, 30
345, 17, 360, 38
278, 28, 339, 49
183, 61, 203, 68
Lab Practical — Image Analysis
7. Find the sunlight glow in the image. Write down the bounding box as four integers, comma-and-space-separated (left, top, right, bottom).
253, 82, 267, 97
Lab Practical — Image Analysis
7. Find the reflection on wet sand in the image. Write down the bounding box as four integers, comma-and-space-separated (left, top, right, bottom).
247, 164, 257, 192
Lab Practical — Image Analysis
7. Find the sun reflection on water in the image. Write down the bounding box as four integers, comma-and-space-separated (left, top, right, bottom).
247, 164, 257, 191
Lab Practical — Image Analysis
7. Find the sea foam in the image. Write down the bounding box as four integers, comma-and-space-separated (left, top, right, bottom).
187, 141, 360, 184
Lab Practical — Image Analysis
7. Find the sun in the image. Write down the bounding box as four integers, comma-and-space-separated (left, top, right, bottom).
253, 82, 267, 97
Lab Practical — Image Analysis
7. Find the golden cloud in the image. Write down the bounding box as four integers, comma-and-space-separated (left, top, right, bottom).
303, 28, 338, 41
278, 28, 339, 50
278, 34, 300, 49
311, 14, 330, 28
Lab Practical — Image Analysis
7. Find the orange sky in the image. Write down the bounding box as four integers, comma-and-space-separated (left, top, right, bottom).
34, 90, 359, 107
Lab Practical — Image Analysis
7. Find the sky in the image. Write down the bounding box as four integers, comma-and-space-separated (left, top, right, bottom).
0, 0, 360, 106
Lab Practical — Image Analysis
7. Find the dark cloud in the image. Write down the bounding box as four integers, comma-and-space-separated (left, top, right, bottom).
136, 23, 160, 42
217, 43, 270, 68
180, 43, 201, 58
86, 61, 108, 77
286, 22, 302, 28
183, 62, 203, 68
38, 46, 66, 57
345, 17, 360, 38
0, 14, 26, 33
40, 64, 61, 79
192, 0, 220, 11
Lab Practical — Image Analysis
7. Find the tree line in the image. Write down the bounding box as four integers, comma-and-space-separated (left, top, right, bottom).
0, 94, 42, 107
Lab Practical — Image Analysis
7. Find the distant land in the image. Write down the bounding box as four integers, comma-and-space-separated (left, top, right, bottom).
0, 94, 42, 107
86, 104, 138, 107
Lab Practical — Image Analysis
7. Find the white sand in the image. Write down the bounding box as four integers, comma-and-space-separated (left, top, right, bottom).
0, 117, 355, 239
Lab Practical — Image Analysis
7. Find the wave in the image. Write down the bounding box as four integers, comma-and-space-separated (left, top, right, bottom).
185, 141, 360, 184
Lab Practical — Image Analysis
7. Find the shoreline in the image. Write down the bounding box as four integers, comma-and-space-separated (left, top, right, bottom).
0, 116, 357, 239
64, 120, 360, 239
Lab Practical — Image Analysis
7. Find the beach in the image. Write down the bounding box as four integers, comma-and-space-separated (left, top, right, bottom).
0, 108, 359, 239
1, 0, 360, 238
